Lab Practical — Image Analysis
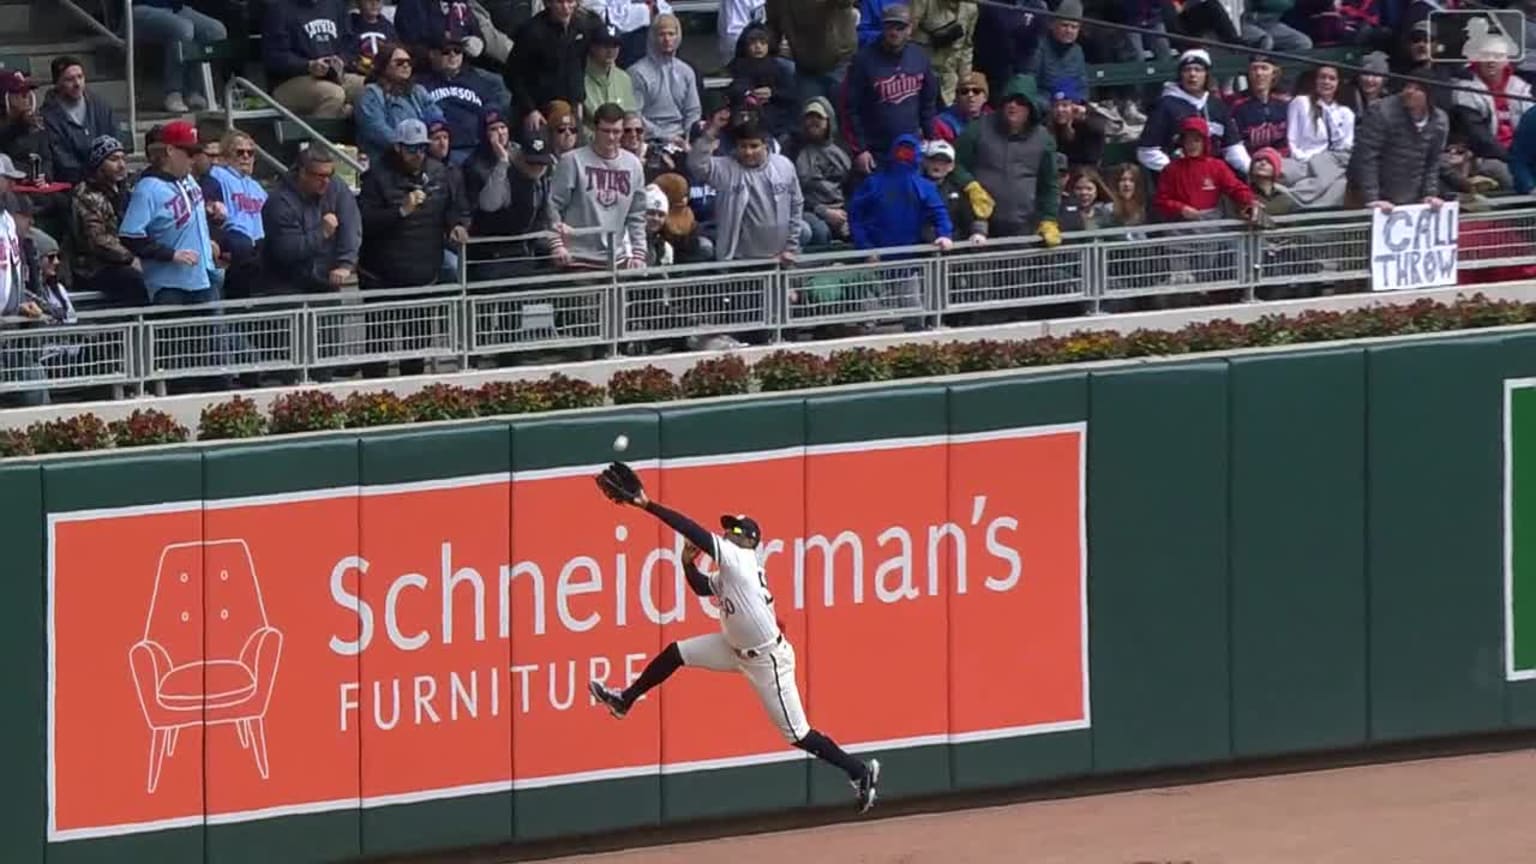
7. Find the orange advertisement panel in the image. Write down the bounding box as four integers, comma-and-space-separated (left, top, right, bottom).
47, 426, 1086, 842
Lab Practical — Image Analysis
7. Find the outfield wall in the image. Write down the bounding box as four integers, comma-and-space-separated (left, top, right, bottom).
6, 330, 1536, 863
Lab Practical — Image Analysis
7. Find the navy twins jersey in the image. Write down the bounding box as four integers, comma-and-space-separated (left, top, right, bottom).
1229, 91, 1291, 155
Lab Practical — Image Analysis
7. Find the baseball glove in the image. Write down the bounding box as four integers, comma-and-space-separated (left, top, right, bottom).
595, 461, 645, 505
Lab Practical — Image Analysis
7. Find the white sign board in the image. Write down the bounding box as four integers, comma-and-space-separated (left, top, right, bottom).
1370, 201, 1459, 292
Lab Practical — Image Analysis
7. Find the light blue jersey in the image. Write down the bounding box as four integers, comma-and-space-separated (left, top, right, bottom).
119, 171, 216, 297
210, 164, 268, 242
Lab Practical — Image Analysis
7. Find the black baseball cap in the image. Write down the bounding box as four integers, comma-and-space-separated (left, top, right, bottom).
517, 124, 556, 164
721, 514, 761, 545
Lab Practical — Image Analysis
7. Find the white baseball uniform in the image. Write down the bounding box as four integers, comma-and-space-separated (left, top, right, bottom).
676, 532, 810, 742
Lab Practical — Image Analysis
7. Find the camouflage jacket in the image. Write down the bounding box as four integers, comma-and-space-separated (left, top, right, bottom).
70, 175, 135, 281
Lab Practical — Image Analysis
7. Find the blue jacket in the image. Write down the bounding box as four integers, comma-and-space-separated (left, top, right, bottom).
848, 134, 953, 249
356, 83, 445, 166
1513, 109, 1536, 194
262, 0, 355, 82
843, 40, 937, 159
856, 0, 897, 48
416, 67, 510, 164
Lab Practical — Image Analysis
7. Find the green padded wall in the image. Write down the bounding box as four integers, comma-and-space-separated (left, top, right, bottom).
1228, 349, 1369, 756
357, 427, 512, 858
0, 464, 44, 864
1367, 338, 1505, 741
945, 373, 1093, 789
1502, 331, 1536, 727
199, 439, 361, 864
1088, 362, 1232, 773
44, 454, 205, 864
804, 387, 952, 807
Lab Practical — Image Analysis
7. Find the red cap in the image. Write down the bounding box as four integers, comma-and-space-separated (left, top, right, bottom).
161, 119, 199, 151
0, 70, 33, 95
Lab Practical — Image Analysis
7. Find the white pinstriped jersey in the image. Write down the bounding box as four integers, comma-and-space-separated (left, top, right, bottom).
709, 534, 779, 651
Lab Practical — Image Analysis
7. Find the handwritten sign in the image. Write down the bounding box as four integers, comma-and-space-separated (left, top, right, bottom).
1370, 201, 1459, 292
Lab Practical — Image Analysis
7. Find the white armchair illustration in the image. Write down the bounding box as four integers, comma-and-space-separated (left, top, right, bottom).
129, 539, 283, 794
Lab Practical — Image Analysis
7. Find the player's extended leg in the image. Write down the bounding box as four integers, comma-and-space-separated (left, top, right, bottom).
747, 640, 881, 813
589, 633, 737, 718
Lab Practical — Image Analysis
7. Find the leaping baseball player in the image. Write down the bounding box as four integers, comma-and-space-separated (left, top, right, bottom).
589, 461, 882, 814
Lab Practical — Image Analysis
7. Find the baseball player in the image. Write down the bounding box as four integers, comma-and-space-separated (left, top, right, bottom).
589, 462, 882, 814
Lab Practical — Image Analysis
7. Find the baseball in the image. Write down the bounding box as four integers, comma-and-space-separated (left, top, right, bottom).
613, 434, 629, 453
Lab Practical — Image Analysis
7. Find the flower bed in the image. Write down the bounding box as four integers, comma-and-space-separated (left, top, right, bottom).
3, 294, 1532, 457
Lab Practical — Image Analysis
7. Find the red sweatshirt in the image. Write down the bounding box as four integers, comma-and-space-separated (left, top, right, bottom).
1152, 116, 1257, 219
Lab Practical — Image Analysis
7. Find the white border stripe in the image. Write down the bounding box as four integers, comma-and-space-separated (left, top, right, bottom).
46, 422, 1093, 842
1506, 379, 1536, 681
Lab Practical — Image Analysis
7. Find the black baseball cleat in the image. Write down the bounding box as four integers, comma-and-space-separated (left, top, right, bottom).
855, 758, 881, 814
588, 681, 630, 719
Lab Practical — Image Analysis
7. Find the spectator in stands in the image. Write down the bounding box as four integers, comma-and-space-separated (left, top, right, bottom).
933, 72, 990, 143
547, 102, 647, 268
1511, 108, 1536, 193
1121, 0, 1170, 61
1349, 79, 1448, 209
347, 0, 398, 77
909, 0, 977, 106
423, 120, 469, 281
585, 22, 640, 124
845, 5, 937, 174
358, 118, 471, 376
357, 41, 446, 168
687, 113, 802, 263
265, 0, 365, 120
1439, 134, 1504, 199
849, 132, 953, 252
921, 139, 980, 243
131, 0, 230, 114
262, 147, 362, 295
464, 115, 555, 275
1024, 0, 1087, 102
1229, 54, 1290, 159
652, 171, 706, 260
1138, 49, 1251, 178
508, 0, 596, 130
1342, 51, 1389, 117
0, 71, 50, 182
395, 0, 487, 59
1048, 85, 1105, 169
1307, 0, 1387, 50
71, 136, 145, 306
548, 100, 583, 155
630, 14, 701, 145
28, 230, 75, 324
118, 120, 220, 306
790, 98, 852, 246
0, 192, 47, 406
621, 110, 677, 179
727, 23, 796, 140
1059, 166, 1112, 230
1163, 0, 1244, 51
767, 0, 859, 103
1248, 147, 1298, 215
1152, 118, 1257, 222
717, 0, 766, 69
190, 134, 226, 244
419, 35, 512, 166
1106, 162, 1147, 226
208, 132, 266, 299
1393, 20, 1455, 115
1285, 64, 1352, 208
951, 76, 1059, 245
583, 0, 666, 68
41, 57, 120, 187
427, 120, 453, 168
1452, 37, 1528, 190
1242, 0, 1312, 51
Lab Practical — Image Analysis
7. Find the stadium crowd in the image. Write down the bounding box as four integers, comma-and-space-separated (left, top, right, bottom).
4, 0, 1536, 401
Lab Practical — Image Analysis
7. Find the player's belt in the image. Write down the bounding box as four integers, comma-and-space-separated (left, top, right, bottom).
734, 633, 784, 660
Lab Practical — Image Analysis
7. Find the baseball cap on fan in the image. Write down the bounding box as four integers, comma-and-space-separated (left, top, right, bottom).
721, 514, 761, 545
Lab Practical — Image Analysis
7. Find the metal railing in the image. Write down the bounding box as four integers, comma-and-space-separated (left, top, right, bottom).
5, 202, 1536, 399
223, 77, 365, 177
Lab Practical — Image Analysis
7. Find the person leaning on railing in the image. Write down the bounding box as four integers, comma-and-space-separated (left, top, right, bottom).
462, 114, 557, 279
261, 146, 361, 296
117, 120, 222, 307
0, 191, 55, 407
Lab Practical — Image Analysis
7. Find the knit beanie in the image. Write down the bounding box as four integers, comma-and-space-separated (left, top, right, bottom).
88, 135, 124, 173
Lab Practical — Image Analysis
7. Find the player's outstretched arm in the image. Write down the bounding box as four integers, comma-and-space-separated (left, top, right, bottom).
680, 542, 714, 597
641, 500, 717, 559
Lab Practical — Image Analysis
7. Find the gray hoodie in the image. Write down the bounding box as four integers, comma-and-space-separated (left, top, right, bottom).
629, 30, 702, 142
793, 98, 853, 219
688, 133, 804, 261
547, 145, 648, 266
